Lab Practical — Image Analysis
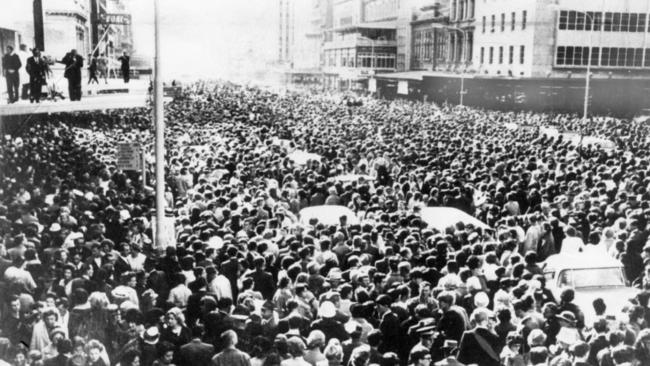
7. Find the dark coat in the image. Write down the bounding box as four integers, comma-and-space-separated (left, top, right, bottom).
310, 318, 349, 343
178, 339, 215, 365
60, 53, 83, 81
378, 310, 401, 353
457, 327, 502, 366
26, 56, 47, 84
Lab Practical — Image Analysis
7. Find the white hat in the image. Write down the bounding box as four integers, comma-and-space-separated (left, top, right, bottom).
319, 301, 337, 318
50, 223, 61, 232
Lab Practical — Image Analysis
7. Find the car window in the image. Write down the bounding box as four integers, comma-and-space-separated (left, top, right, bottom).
558, 268, 626, 288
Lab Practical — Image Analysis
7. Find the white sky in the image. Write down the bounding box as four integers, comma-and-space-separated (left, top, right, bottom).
129, 0, 278, 79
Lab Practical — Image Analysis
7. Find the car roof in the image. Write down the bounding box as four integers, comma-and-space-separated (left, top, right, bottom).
299, 205, 360, 226
419, 207, 491, 232
543, 253, 624, 272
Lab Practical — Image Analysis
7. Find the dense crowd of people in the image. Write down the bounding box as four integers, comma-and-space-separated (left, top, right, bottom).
3, 82, 650, 366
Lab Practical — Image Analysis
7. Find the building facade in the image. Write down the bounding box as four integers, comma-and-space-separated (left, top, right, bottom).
473, 0, 650, 78
43, 0, 92, 58
322, 0, 399, 89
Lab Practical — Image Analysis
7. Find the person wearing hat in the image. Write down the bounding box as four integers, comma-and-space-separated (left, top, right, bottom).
409, 319, 436, 364
376, 294, 400, 354
311, 301, 349, 343
304, 330, 327, 366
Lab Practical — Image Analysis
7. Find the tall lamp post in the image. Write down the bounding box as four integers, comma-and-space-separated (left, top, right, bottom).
154, 0, 166, 250
551, 5, 594, 121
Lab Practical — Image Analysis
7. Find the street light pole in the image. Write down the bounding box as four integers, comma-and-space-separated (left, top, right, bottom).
154, 0, 166, 251
583, 11, 594, 122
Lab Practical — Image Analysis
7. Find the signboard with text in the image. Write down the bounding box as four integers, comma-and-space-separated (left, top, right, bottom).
116, 143, 141, 171
397, 81, 408, 95
369, 78, 377, 92
102, 13, 132, 25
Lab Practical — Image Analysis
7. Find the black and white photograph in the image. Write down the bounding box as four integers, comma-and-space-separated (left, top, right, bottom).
2, 0, 650, 365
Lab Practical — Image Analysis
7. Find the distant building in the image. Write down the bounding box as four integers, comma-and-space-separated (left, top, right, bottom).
473, 0, 650, 78
322, 0, 399, 89
43, 0, 92, 58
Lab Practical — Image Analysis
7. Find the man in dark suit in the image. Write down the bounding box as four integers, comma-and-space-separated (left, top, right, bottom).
376, 294, 400, 353
59, 49, 83, 101
457, 309, 502, 366
25, 48, 47, 103
247, 256, 275, 299
178, 325, 214, 365
2, 45, 21, 103
118, 51, 130, 83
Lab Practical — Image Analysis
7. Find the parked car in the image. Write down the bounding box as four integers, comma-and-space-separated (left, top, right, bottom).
542, 253, 638, 325
299, 205, 360, 227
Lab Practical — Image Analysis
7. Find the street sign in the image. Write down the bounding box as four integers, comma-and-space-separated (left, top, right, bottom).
102, 13, 132, 25
397, 81, 408, 95
369, 78, 377, 92
116, 143, 141, 171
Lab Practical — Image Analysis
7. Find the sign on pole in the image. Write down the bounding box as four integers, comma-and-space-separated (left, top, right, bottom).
369, 78, 377, 92
101, 13, 132, 25
116, 143, 142, 171
397, 80, 408, 95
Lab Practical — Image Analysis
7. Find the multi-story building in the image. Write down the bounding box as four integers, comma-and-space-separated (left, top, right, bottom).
322, 0, 399, 89
473, 0, 650, 78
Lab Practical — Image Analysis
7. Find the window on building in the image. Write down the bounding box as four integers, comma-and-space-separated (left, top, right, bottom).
509, 45, 514, 64
590, 47, 599, 66
466, 31, 473, 61
491, 15, 495, 32
482, 16, 486, 33
601, 47, 610, 66
489, 47, 494, 64
567, 11, 576, 30
501, 13, 505, 31
522, 10, 527, 29
480, 47, 485, 64
511, 12, 516, 30
604, 12, 613, 31
556, 46, 566, 65
588, 13, 602, 31
629, 13, 638, 32
636, 13, 647, 32
520, 45, 525, 64
499, 46, 503, 64
559, 10, 568, 30
634, 48, 643, 66
612, 13, 621, 31
645, 49, 650, 67
621, 13, 629, 32
576, 12, 585, 31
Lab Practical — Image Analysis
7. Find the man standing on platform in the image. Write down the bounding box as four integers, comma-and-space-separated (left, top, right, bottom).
26, 48, 47, 104
17, 44, 30, 100
2, 45, 21, 104
118, 51, 130, 83
60, 49, 84, 101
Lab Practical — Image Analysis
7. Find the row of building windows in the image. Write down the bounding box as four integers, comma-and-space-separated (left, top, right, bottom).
556, 46, 650, 67
479, 45, 525, 65
482, 11, 526, 33
323, 49, 396, 69
558, 11, 648, 32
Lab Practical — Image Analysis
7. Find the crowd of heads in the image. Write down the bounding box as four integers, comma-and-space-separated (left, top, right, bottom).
2, 82, 650, 365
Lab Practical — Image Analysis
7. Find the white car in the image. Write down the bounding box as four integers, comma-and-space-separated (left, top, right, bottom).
543, 253, 638, 325
298, 205, 360, 227
419, 207, 492, 233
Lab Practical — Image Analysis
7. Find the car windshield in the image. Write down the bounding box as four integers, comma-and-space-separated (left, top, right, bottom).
557, 268, 626, 288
